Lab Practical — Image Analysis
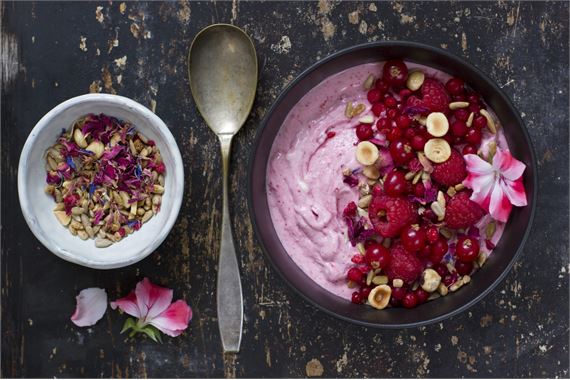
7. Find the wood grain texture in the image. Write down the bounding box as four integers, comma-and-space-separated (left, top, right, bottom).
1, 1, 568, 377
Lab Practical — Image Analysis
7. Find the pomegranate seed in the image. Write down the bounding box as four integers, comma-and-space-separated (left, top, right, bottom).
367, 89, 382, 103
351, 291, 363, 304
415, 288, 430, 303
418, 244, 432, 259
396, 115, 412, 129
454, 108, 469, 121
443, 274, 454, 287
426, 227, 439, 243
384, 170, 408, 196
326, 131, 336, 139
462, 144, 478, 155
387, 127, 402, 142
365, 244, 391, 269
356, 123, 374, 140
451, 120, 467, 137
402, 292, 418, 308
410, 134, 427, 151
469, 103, 481, 113
371, 102, 386, 117
118, 227, 126, 237
376, 117, 392, 132
473, 114, 487, 129
385, 96, 397, 108
391, 286, 407, 300
389, 139, 415, 165
387, 108, 398, 119
455, 237, 480, 262
383, 59, 409, 87
453, 94, 467, 102
455, 260, 473, 276
351, 254, 364, 264
467, 94, 480, 104
434, 263, 448, 277
400, 225, 427, 252
404, 128, 415, 140
347, 268, 364, 282
430, 238, 448, 263
375, 79, 390, 93
399, 88, 412, 99
359, 287, 372, 299
423, 209, 437, 222
371, 184, 384, 196
465, 128, 482, 145
445, 78, 465, 95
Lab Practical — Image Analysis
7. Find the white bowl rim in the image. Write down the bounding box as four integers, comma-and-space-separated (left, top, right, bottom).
17, 93, 184, 269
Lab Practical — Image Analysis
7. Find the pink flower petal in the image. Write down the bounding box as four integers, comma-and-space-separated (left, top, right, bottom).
110, 291, 141, 318
149, 300, 192, 337
463, 154, 494, 175
135, 278, 173, 320
71, 288, 107, 327
489, 181, 512, 222
500, 177, 528, 207
493, 149, 526, 181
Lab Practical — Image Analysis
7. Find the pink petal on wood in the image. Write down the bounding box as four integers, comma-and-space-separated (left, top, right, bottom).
149, 300, 192, 337
110, 291, 142, 319
71, 288, 108, 327
135, 278, 173, 320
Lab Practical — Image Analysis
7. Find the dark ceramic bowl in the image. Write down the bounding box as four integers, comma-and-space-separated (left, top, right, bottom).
248, 41, 537, 328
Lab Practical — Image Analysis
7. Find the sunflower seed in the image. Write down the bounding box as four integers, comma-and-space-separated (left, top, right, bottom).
47, 156, 58, 171
372, 275, 389, 285
431, 202, 445, 221
69, 225, 77, 236
366, 270, 374, 286
358, 115, 374, 124
352, 103, 366, 116
158, 174, 165, 186
449, 101, 469, 110
486, 222, 496, 240
137, 132, 148, 143
70, 220, 84, 230
405, 171, 416, 181
153, 185, 164, 194
392, 279, 404, 288
479, 109, 497, 134
437, 191, 446, 208
142, 210, 153, 223
345, 102, 354, 118
437, 283, 448, 296
466, 112, 474, 127
412, 171, 422, 184
77, 230, 89, 240
71, 207, 83, 215
363, 74, 375, 90
95, 238, 113, 248
455, 183, 465, 191
358, 194, 372, 208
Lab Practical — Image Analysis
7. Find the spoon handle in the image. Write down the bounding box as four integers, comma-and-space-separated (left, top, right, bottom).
216, 134, 243, 353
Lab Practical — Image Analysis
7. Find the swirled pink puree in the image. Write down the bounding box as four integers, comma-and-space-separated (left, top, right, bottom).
267, 62, 508, 300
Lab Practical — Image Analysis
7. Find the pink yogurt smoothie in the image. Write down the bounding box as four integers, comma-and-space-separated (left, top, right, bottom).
267, 62, 507, 300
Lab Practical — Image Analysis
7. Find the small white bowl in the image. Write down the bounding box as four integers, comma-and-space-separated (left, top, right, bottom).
18, 94, 184, 269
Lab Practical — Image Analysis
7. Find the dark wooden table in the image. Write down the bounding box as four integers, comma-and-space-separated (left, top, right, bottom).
2, 1, 569, 378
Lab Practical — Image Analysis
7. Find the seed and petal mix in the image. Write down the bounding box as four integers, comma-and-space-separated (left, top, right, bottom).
44, 113, 166, 247
342, 60, 527, 309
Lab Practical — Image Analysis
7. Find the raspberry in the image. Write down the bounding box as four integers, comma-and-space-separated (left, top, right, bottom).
444, 190, 485, 229
421, 78, 450, 113
431, 149, 467, 186
368, 195, 418, 238
385, 243, 423, 284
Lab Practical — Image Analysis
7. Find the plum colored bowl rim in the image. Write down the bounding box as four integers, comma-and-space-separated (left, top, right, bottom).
17, 93, 184, 269
247, 41, 537, 328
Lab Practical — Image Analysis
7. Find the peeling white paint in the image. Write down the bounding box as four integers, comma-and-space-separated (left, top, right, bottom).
1, 31, 19, 87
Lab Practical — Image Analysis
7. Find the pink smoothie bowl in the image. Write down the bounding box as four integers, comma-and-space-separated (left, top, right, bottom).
248, 41, 537, 328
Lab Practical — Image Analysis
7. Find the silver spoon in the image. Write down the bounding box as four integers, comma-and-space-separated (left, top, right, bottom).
188, 24, 257, 353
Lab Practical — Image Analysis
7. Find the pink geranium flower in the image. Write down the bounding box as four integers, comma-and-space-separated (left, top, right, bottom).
111, 278, 192, 340
462, 148, 527, 222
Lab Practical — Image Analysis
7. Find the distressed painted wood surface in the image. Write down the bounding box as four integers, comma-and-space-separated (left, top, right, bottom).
1, 1, 568, 377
